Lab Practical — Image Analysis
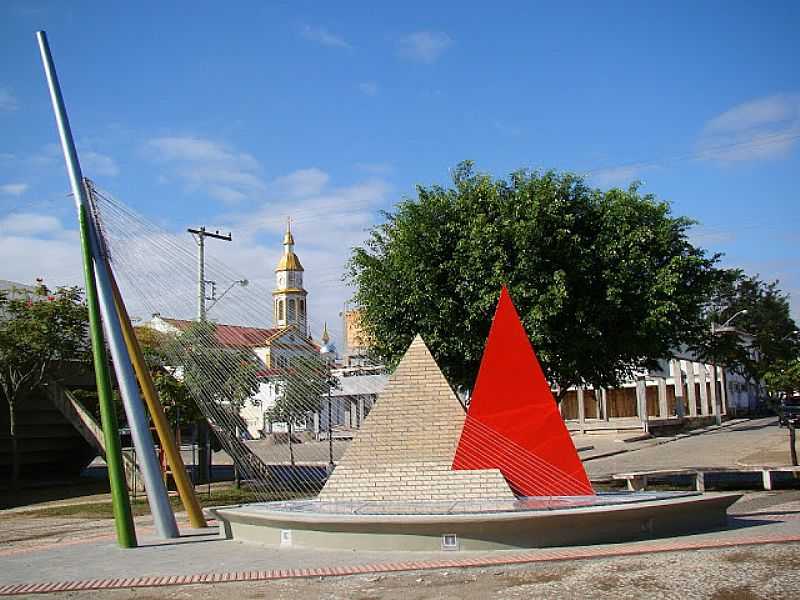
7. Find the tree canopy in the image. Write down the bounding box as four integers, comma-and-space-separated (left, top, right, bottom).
695, 268, 799, 384
0, 282, 90, 484
348, 162, 718, 398
764, 359, 800, 399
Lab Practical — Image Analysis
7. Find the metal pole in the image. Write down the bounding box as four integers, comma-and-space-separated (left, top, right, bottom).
188, 227, 231, 322
327, 384, 334, 468
78, 203, 137, 547
712, 360, 722, 426
109, 272, 207, 528
36, 30, 178, 539
87, 191, 179, 539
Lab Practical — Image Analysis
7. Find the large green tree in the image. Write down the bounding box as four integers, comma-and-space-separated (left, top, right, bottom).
348, 163, 718, 399
764, 359, 800, 399
695, 269, 799, 385
0, 283, 89, 488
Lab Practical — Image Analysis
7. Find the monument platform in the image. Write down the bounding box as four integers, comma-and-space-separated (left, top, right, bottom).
210, 491, 741, 551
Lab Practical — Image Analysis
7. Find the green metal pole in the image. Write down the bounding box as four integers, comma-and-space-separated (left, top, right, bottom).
79, 203, 137, 548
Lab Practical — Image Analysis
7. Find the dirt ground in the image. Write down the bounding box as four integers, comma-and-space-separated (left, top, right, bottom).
28, 542, 800, 600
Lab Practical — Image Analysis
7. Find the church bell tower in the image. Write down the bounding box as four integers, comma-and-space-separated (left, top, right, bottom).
273, 219, 308, 336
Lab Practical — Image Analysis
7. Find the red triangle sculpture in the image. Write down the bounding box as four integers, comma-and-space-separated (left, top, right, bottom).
452, 287, 594, 496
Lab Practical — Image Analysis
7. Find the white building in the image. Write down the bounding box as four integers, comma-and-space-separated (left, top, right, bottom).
140, 221, 325, 438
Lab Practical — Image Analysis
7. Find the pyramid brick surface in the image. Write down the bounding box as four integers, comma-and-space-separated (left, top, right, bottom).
319, 335, 514, 502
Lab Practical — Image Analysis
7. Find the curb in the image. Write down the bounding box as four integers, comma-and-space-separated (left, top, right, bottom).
1, 532, 799, 595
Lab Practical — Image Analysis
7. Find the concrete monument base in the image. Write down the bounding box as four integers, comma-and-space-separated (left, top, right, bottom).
210, 492, 741, 552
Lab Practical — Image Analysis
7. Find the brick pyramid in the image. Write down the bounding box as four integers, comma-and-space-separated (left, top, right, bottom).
319, 335, 514, 502
452, 287, 594, 496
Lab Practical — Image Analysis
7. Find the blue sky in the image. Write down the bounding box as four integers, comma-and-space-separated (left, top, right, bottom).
1, 1, 799, 344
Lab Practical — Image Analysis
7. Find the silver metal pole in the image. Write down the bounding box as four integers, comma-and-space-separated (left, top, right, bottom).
36, 31, 179, 539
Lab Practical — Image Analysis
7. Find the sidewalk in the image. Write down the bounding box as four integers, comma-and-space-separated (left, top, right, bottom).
1, 493, 799, 595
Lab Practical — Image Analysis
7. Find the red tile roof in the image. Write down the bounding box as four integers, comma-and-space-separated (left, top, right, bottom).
160, 317, 281, 348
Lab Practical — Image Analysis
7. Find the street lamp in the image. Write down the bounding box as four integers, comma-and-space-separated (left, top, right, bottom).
206, 278, 248, 314
711, 309, 748, 335
710, 309, 748, 425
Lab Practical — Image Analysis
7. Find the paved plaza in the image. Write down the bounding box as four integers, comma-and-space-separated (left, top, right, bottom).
579, 417, 792, 478
2, 417, 799, 597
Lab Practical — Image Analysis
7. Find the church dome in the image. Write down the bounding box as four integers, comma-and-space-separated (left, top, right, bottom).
275, 219, 304, 272
275, 252, 304, 272
319, 322, 337, 355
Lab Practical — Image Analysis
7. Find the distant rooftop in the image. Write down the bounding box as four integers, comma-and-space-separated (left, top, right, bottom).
149, 316, 281, 348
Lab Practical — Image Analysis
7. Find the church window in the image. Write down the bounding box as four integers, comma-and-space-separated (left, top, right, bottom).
278, 299, 284, 321
288, 299, 296, 321
299, 299, 305, 316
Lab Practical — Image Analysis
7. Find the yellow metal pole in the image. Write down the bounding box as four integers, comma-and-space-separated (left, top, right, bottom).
109, 275, 207, 528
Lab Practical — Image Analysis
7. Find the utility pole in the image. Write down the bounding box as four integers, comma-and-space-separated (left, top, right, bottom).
187, 227, 232, 321
187, 226, 231, 486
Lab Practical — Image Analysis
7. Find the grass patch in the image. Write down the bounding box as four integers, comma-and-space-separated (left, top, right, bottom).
22, 485, 302, 519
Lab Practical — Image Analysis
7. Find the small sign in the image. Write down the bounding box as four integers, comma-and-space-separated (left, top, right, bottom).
280, 529, 292, 546
441, 533, 458, 550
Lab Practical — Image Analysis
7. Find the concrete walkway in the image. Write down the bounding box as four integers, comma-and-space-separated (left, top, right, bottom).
584, 417, 792, 479
1, 491, 800, 595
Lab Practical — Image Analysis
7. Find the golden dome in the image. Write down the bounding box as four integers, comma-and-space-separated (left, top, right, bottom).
275, 217, 304, 272
275, 251, 304, 272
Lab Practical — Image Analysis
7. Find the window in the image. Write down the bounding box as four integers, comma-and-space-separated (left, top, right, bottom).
278, 299, 284, 321
299, 299, 305, 316
288, 299, 296, 321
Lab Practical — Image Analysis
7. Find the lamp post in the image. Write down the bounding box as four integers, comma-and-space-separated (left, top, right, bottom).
710, 309, 748, 425
206, 279, 248, 314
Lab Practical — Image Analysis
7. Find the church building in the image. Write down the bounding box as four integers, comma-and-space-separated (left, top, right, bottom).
272, 221, 308, 337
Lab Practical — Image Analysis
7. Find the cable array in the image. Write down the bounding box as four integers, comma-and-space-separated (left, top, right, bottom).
89, 187, 383, 501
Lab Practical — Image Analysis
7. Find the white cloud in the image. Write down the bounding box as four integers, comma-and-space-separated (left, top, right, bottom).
0, 213, 62, 236
273, 168, 330, 197
219, 170, 391, 342
688, 227, 737, 247
588, 164, 649, 188
358, 82, 378, 96
0, 88, 18, 112
696, 93, 800, 162
83, 151, 120, 177
0, 183, 29, 196
397, 31, 452, 63
147, 136, 266, 203
301, 25, 351, 49
0, 214, 82, 288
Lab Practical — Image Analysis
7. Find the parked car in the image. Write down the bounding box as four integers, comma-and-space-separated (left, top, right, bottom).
778, 396, 800, 427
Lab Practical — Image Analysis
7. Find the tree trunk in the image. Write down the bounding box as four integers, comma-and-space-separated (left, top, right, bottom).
790, 422, 798, 467
288, 421, 295, 466
555, 382, 574, 404
8, 398, 19, 491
